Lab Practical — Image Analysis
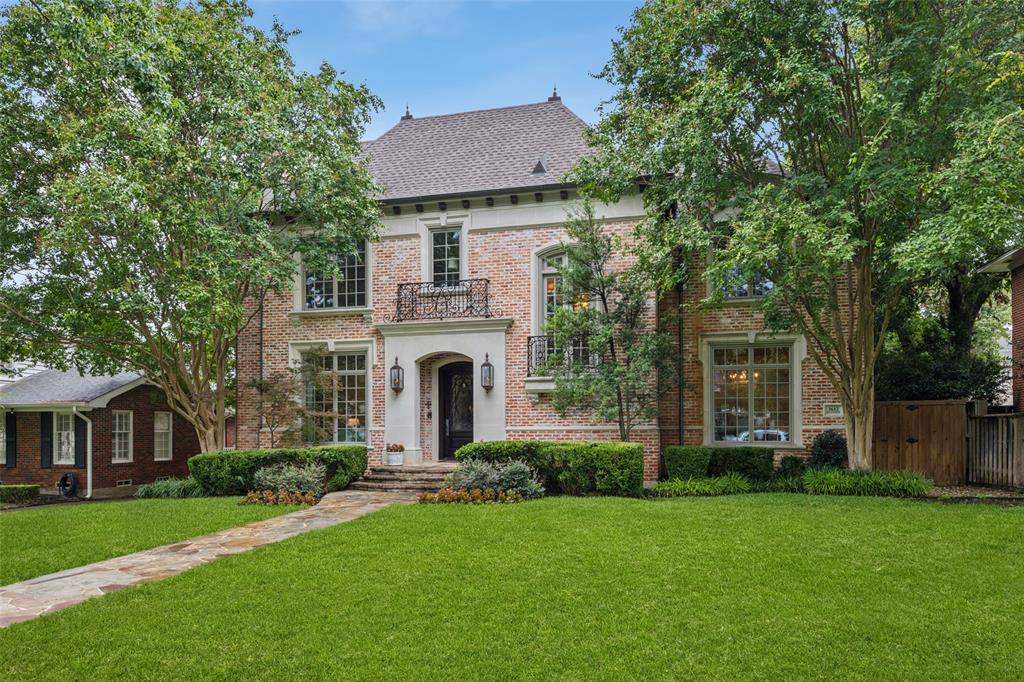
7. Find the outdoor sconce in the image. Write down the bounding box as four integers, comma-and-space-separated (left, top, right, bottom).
480, 353, 494, 392
390, 357, 405, 393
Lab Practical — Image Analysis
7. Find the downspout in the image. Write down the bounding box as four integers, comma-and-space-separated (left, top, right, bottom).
72, 406, 93, 499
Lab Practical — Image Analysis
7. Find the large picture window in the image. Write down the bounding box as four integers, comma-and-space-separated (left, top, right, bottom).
304, 242, 367, 310
55, 412, 75, 464
304, 352, 368, 444
431, 228, 461, 286
712, 345, 791, 442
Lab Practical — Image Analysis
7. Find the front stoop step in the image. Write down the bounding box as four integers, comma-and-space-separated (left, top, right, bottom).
349, 464, 457, 493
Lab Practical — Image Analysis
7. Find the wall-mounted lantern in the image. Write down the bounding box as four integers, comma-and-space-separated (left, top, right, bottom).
480, 353, 494, 391
390, 357, 405, 393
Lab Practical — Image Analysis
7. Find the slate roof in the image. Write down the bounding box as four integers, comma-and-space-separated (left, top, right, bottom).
362, 98, 591, 202
0, 369, 143, 406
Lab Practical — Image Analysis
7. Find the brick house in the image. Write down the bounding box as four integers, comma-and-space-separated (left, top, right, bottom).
982, 246, 1024, 411
235, 96, 846, 483
0, 370, 199, 498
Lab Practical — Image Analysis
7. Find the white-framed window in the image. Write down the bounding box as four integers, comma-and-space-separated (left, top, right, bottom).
54, 412, 76, 465
304, 241, 368, 310
430, 228, 462, 286
540, 252, 568, 329
112, 410, 133, 462
303, 351, 368, 444
0, 416, 6, 466
154, 411, 173, 461
711, 345, 792, 443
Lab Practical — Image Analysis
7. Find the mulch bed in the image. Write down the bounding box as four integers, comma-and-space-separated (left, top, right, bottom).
925, 485, 1024, 506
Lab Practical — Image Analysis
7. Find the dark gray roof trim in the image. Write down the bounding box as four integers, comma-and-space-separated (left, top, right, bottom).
0, 369, 144, 407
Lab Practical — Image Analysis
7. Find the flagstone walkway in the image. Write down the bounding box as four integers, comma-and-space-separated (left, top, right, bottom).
0, 490, 415, 628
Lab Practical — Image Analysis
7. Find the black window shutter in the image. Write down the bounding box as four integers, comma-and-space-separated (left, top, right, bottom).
40, 411, 52, 468
4, 412, 15, 469
74, 415, 87, 468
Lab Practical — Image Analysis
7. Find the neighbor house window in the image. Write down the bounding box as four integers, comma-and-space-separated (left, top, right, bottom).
54, 412, 75, 464
711, 345, 791, 443
431, 228, 461, 286
304, 241, 368, 310
304, 352, 367, 444
154, 411, 172, 461
112, 410, 133, 463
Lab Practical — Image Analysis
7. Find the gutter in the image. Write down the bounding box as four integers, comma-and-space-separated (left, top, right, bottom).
72, 406, 93, 499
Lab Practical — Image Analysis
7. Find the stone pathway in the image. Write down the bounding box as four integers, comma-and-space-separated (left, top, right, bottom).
0, 490, 415, 628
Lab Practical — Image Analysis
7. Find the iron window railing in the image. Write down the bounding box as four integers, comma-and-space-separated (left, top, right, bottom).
527, 334, 601, 377
392, 278, 496, 322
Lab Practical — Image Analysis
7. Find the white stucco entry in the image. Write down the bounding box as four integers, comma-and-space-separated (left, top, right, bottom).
377, 318, 512, 464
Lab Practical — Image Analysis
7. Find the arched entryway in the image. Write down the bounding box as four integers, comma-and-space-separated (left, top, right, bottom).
437, 361, 473, 459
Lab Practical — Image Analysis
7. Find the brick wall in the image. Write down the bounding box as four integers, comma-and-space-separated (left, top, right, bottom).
1013, 266, 1023, 411
2, 385, 199, 496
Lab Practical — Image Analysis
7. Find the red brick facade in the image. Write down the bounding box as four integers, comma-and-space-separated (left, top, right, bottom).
1013, 265, 1023, 411
2, 385, 198, 497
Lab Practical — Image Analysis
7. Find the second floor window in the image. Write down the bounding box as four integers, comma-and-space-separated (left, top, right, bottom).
541, 253, 567, 325
723, 266, 773, 300
305, 242, 367, 310
431, 228, 461, 286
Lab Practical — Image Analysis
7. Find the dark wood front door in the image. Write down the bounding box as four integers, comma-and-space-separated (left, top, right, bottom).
439, 362, 473, 459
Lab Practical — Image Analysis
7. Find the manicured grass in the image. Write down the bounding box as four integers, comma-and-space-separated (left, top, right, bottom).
0, 498, 300, 585
1, 496, 1022, 679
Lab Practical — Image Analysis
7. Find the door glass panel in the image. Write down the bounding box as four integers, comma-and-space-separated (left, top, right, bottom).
450, 374, 473, 432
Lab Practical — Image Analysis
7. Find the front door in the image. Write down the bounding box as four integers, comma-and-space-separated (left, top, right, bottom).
439, 362, 473, 459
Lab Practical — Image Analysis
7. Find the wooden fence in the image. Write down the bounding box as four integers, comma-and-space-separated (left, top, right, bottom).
967, 413, 1024, 488
873, 401, 968, 485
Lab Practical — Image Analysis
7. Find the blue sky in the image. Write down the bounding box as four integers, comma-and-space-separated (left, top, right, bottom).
248, 0, 639, 140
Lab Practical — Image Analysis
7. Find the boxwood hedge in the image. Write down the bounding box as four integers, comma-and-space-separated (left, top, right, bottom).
188, 445, 367, 496
0, 484, 40, 505
663, 445, 774, 481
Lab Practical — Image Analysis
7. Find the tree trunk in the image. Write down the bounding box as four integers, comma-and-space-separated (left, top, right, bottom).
844, 393, 874, 470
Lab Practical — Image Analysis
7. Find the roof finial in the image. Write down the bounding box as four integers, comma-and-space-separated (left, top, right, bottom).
401, 103, 413, 121
548, 85, 560, 102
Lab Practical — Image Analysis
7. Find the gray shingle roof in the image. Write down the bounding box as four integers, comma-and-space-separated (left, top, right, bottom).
0, 369, 143, 406
363, 99, 591, 202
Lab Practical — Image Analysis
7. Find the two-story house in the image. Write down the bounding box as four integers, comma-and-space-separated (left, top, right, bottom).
235, 95, 845, 483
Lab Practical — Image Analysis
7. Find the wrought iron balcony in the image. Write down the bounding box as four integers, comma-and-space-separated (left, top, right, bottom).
527, 334, 601, 377
392, 278, 497, 322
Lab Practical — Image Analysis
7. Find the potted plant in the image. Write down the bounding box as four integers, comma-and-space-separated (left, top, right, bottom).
386, 443, 405, 466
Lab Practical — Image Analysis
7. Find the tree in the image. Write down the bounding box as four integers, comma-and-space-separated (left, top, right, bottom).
544, 203, 677, 441
247, 350, 335, 448
0, 0, 380, 451
574, 0, 1024, 468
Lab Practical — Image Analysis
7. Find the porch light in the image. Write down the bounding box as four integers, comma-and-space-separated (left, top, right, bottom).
390, 357, 404, 393
480, 354, 494, 391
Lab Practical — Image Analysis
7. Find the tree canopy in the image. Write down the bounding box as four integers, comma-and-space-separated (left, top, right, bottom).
0, 0, 381, 450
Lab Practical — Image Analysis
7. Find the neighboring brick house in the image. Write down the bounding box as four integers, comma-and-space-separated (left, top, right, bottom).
235, 96, 846, 483
0, 370, 199, 498
982, 247, 1024, 411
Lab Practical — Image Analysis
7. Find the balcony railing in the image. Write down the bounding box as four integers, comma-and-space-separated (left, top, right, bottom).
527, 334, 601, 377
392, 278, 496, 322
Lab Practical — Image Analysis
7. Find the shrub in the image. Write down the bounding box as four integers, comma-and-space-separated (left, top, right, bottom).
779, 455, 806, 479
810, 430, 848, 469
135, 478, 204, 499
707, 447, 774, 481
242, 490, 318, 506
803, 468, 932, 497
548, 442, 644, 497
445, 459, 544, 500
417, 487, 525, 504
649, 473, 750, 497
663, 446, 711, 480
253, 462, 326, 495
455, 440, 557, 488
188, 445, 367, 496
0, 484, 40, 505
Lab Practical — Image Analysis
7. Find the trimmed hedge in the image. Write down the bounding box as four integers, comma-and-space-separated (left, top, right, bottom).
455, 440, 644, 497
0, 484, 40, 505
649, 473, 750, 497
188, 446, 367, 496
663, 446, 774, 481
803, 468, 932, 498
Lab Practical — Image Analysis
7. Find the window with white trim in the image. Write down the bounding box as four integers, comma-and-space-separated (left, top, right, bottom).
154, 411, 172, 461
304, 352, 368, 444
711, 345, 791, 442
112, 411, 133, 462
304, 241, 368, 310
430, 228, 461, 285
540, 252, 568, 327
55, 412, 75, 464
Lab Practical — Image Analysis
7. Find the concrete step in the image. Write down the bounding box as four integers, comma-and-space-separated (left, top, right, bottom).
361, 472, 450, 482
368, 464, 457, 475
349, 480, 444, 493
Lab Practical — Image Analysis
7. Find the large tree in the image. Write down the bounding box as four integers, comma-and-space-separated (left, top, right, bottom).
0, 0, 380, 451
575, 0, 1023, 468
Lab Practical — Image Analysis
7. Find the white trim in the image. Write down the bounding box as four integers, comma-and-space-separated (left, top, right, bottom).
111, 410, 134, 463
53, 411, 76, 465
87, 378, 151, 408
294, 240, 372, 314
699, 332, 806, 448
377, 317, 513, 338
154, 410, 173, 461
288, 340, 375, 442
531, 242, 568, 336
418, 214, 469, 283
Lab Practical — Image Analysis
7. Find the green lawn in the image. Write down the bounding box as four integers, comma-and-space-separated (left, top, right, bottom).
0, 498, 300, 585
1, 495, 1022, 680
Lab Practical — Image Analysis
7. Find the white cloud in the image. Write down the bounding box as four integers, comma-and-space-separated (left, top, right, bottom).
347, 1, 462, 37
